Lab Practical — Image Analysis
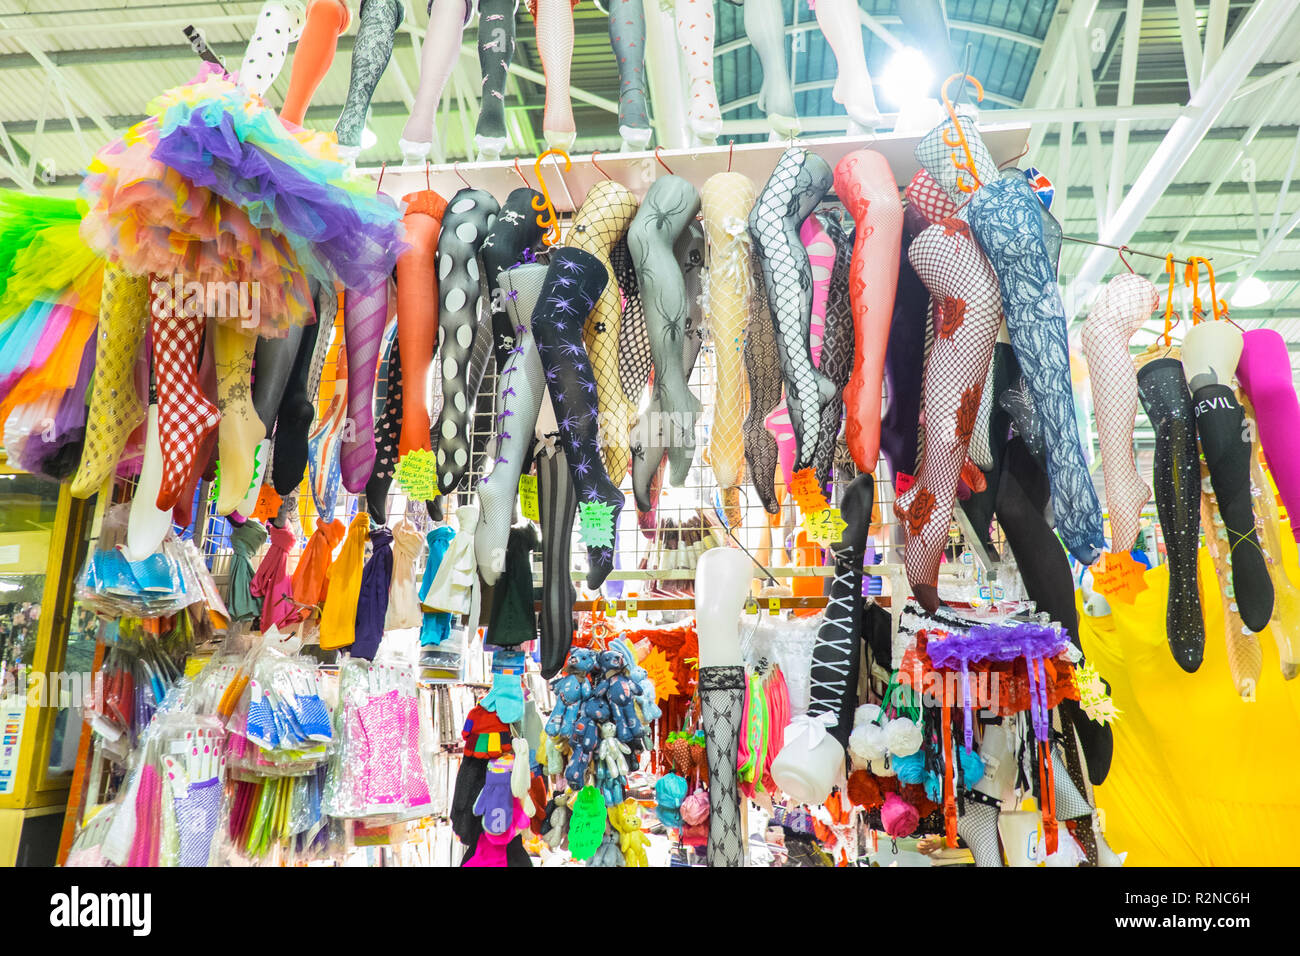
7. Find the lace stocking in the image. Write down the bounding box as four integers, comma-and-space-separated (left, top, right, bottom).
699, 664, 745, 866
834, 148, 904, 475
750, 147, 835, 473
701, 171, 757, 492
967, 175, 1105, 565
612, 235, 652, 409
213, 324, 265, 515
813, 212, 855, 489
335, 0, 403, 151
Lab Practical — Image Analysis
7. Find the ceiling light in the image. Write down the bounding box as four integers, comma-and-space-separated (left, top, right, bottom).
881, 48, 934, 109
1231, 276, 1269, 309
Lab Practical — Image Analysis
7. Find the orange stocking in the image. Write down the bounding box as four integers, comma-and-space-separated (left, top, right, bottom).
280, 0, 351, 127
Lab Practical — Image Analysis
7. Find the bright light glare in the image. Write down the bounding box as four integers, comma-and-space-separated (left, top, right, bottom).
881, 48, 935, 108
361, 126, 378, 151
1231, 276, 1269, 308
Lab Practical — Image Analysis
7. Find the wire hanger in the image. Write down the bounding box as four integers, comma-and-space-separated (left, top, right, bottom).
453, 161, 472, 189
655, 145, 675, 175
727, 139, 735, 172
589, 149, 613, 180
425, 160, 431, 191
1117, 244, 1136, 274
376, 161, 386, 194
512, 157, 532, 190
941, 73, 985, 194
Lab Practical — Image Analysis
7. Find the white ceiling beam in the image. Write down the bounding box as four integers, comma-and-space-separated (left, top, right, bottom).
1201, 0, 1229, 80
1223, 205, 1300, 295
1024, 0, 1101, 157
1173, 0, 1204, 96
1172, 74, 1297, 245
1270, 126, 1300, 238
1108, 0, 1144, 219
1071, 0, 1300, 312
1072, 29, 1109, 236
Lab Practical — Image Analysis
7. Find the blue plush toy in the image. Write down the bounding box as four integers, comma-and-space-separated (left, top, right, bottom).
611, 639, 662, 725
565, 696, 610, 790
594, 649, 645, 743
546, 647, 598, 738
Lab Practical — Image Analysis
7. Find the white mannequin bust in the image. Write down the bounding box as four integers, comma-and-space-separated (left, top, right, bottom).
695, 548, 753, 669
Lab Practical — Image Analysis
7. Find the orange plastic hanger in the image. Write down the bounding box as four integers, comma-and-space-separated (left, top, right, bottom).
941, 73, 986, 194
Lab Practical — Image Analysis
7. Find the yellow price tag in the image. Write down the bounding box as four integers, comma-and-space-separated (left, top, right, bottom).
605, 600, 617, 616
802, 507, 847, 546
745, 598, 758, 615
518, 474, 540, 521
768, 597, 781, 614
626, 599, 638, 618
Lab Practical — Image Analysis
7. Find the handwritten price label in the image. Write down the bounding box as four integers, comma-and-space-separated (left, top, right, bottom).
802, 507, 847, 546
518, 474, 540, 521
577, 500, 616, 548
395, 449, 439, 501
1091, 551, 1148, 604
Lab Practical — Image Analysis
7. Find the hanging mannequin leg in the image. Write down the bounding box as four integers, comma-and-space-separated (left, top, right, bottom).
834, 149, 903, 476
897, 222, 1000, 612
532, 247, 623, 589
812, 212, 855, 489
340, 276, 389, 492
478, 265, 548, 584
1201, 486, 1263, 699
741, 0, 799, 137
674, 0, 721, 145
335, 0, 404, 158
538, 445, 578, 678
281, 0, 351, 127
365, 334, 402, 524
749, 148, 835, 473
699, 664, 745, 866
609, 0, 652, 149
402, 0, 471, 162
743, 249, 782, 515
811, 0, 882, 130
878, 228, 929, 479
433, 189, 498, 496
214, 324, 267, 515
532, 0, 577, 150
396, 191, 447, 457
475, 0, 517, 159
240, 1, 306, 96
968, 176, 1105, 566
1238, 329, 1300, 544
272, 297, 324, 495
153, 304, 221, 513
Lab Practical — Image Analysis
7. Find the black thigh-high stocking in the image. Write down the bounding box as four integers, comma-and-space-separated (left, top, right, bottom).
807, 473, 873, 746
960, 341, 1018, 557
612, 235, 653, 413
434, 188, 499, 495
481, 187, 547, 370
1136, 357, 1205, 671
365, 333, 401, 524
538, 443, 577, 679
475, 0, 517, 159
627, 175, 702, 484
533, 247, 623, 589
749, 147, 835, 472
252, 324, 303, 487
335, 0, 404, 153
879, 210, 930, 479
1192, 383, 1274, 631
271, 307, 322, 495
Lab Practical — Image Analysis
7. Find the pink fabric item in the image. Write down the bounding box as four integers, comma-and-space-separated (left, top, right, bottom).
1237, 328, 1300, 543
251, 523, 298, 632
881, 790, 918, 838
400, 693, 431, 807
464, 799, 530, 866
766, 217, 833, 489
835, 149, 903, 474
897, 219, 1001, 612
357, 690, 404, 806
1081, 273, 1157, 552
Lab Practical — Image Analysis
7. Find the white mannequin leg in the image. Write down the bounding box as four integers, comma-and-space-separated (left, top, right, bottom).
675, 0, 721, 144
811, 0, 882, 130
239, 1, 306, 96
402, 0, 471, 162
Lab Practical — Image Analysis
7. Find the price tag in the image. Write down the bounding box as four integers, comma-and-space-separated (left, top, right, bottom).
396, 449, 440, 501
518, 474, 540, 521
802, 507, 847, 546
1091, 551, 1149, 604
604, 600, 617, 616
768, 597, 781, 614
626, 599, 637, 618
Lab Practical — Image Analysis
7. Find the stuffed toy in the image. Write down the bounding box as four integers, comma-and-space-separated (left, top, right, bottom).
588, 828, 625, 867
596, 721, 631, 804
544, 733, 568, 776
546, 647, 597, 737
540, 792, 572, 850
595, 649, 645, 743
611, 639, 662, 726
566, 697, 610, 790
608, 798, 651, 867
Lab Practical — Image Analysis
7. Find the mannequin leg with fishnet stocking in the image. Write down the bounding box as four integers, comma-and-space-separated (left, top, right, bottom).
531, 0, 577, 149
154, 304, 221, 513
743, 249, 782, 514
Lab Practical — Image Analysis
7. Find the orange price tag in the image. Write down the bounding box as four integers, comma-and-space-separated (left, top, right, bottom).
1091, 551, 1149, 604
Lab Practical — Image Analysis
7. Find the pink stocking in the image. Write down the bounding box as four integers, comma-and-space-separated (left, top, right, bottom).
834, 149, 903, 475
1081, 273, 1157, 553
1237, 328, 1300, 543
401, 0, 471, 162
896, 220, 1001, 611
531, 0, 577, 149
